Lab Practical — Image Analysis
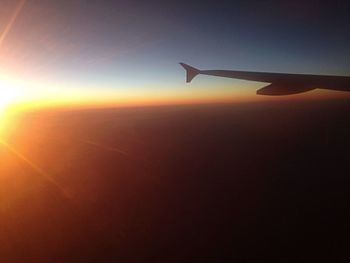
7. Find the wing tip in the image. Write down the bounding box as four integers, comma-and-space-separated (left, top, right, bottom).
179, 62, 200, 83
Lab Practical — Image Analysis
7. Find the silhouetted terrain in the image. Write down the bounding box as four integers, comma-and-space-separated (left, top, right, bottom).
1, 100, 349, 262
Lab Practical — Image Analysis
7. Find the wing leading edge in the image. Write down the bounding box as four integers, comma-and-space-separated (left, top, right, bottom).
180, 63, 350, 96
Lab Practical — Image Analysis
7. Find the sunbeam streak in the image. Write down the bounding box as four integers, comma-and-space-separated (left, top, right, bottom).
0, 138, 71, 200
0, 0, 27, 48
82, 139, 129, 156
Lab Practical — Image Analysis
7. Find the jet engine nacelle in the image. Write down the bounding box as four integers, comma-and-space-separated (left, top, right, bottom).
257, 84, 316, 96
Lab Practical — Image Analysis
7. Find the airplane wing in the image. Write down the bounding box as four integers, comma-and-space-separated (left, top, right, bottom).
180, 63, 350, 96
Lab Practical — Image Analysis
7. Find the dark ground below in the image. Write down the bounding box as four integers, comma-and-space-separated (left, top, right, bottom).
0, 99, 349, 262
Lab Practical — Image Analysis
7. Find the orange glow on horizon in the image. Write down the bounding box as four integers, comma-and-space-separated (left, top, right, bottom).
0, 77, 349, 143
3, 82, 350, 114
0, 66, 349, 132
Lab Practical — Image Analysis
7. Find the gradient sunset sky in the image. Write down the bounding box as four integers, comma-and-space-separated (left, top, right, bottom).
1, 0, 350, 108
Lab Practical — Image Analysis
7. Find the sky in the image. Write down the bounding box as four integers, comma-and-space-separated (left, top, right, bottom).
0, 0, 350, 109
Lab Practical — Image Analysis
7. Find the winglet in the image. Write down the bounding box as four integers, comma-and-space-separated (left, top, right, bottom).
180, 63, 200, 83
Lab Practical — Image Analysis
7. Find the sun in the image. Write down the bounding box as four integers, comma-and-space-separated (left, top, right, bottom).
0, 78, 23, 136
0, 88, 18, 110
0, 81, 21, 113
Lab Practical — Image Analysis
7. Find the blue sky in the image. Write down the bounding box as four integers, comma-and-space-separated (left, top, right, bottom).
0, 0, 350, 106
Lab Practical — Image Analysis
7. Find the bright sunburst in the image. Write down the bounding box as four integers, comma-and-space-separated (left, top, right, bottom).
0, 80, 21, 113
0, 78, 23, 137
